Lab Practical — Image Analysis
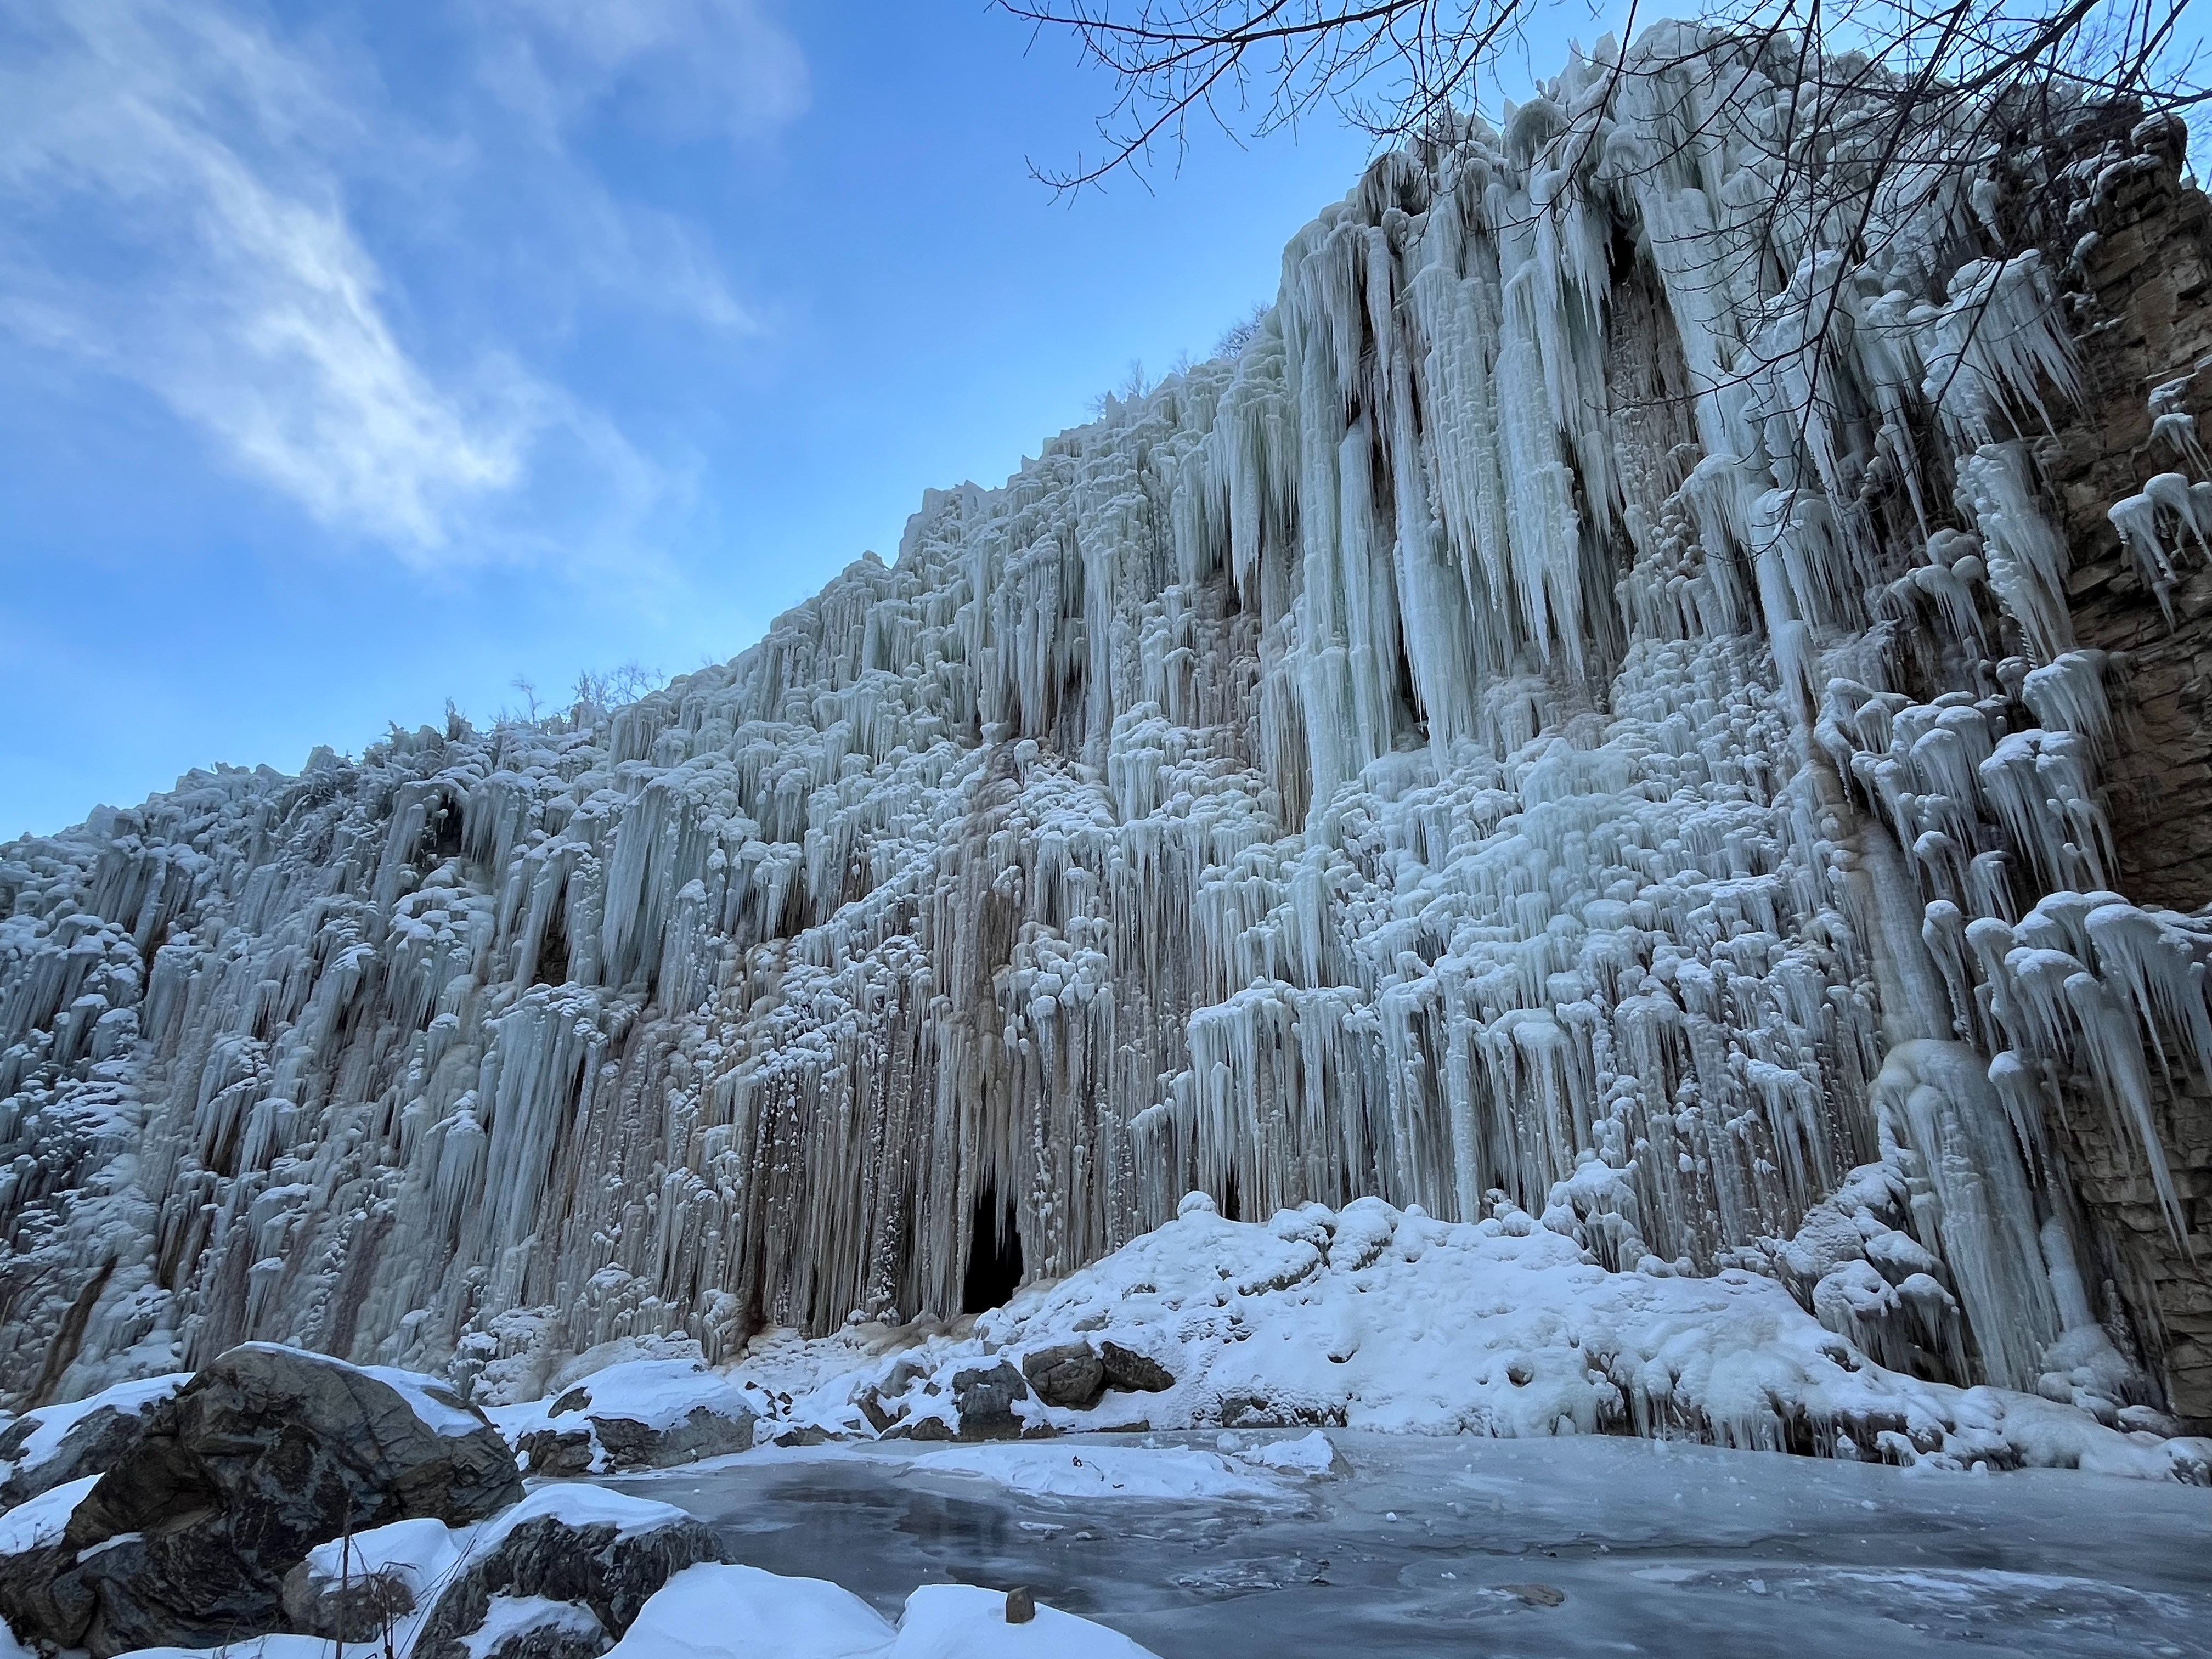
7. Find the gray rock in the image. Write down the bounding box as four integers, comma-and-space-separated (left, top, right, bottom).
590, 1404, 755, 1471
18, 1343, 522, 1657
516, 1426, 596, 1477
0, 1515, 97, 1650
1099, 1341, 1175, 1393
882, 1413, 955, 1441
951, 1362, 1029, 1441
413, 1508, 725, 1659
1021, 1343, 1106, 1409
526, 1365, 757, 1475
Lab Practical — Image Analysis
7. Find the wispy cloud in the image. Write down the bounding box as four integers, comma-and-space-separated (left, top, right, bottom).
479, 0, 811, 145
0, 0, 806, 555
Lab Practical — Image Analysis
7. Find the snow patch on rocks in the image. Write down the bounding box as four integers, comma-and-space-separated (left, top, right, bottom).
741, 1198, 2212, 1483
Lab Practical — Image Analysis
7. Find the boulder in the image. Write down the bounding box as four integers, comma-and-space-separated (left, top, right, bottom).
1022, 1342, 1106, 1409
524, 1359, 757, 1475
1099, 1341, 1175, 1393
516, 1426, 597, 1477
590, 1405, 753, 1471
950, 1362, 1028, 1441
9, 1343, 523, 1657
411, 1487, 726, 1659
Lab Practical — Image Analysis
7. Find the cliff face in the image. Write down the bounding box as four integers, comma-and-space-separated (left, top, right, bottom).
4, 29, 2210, 1424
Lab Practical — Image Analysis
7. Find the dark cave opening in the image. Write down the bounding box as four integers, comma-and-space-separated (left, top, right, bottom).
961, 1184, 1024, 1313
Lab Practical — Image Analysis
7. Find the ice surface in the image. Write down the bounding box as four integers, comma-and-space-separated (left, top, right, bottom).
906, 1443, 1286, 1500
596, 1429, 2212, 1657
0, 25, 2200, 1467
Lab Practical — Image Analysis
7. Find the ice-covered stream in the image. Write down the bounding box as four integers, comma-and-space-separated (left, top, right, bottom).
605, 1432, 2212, 1657
2, 23, 2209, 1446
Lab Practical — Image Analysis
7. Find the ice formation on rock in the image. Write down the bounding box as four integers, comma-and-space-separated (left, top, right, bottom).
2, 27, 2208, 1432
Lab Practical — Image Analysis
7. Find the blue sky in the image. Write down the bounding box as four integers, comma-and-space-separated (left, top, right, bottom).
0, 0, 1623, 836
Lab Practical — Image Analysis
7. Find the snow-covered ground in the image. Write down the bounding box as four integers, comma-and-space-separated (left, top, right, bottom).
711, 1199, 2209, 1483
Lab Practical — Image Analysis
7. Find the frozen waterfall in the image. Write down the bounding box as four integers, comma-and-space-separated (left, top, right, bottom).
3, 25, 2208, 1430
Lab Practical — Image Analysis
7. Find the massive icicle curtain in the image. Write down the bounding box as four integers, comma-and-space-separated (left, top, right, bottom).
2, 26, 2208, 1407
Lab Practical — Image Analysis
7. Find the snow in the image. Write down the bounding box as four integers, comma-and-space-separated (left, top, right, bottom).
890, 1584, 1160, 1658
605, 1564, 896, 1658
459, 1595, 603, 1658
536, 1357, 758, 1431
0, 1373, 185, 1479
1231, 1429, 1341, 1475
357, 1362, 498, 1440
467, 1481, 691, 1551
297, 1513, 469, 1601
602, 1564, 1159, 1659
0, 1472, 98, 1555
0, 24, 2202, 1479
751, 1199, 2212, 1482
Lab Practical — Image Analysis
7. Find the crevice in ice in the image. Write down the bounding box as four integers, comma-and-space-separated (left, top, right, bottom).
961, 1186, 1024, 1315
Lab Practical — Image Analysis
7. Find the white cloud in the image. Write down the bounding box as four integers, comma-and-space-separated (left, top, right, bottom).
0, 0, 534, 549
0, 0, 806, 555
482, 0, 811, 144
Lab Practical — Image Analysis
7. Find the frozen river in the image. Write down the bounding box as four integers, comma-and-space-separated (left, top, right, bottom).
602, 1432, 2212, 1657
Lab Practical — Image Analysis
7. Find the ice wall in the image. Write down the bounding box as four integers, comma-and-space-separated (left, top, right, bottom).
3, 25, 2208, 1417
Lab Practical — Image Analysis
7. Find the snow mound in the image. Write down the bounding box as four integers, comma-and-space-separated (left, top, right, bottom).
893, 1583, 1159, 1658
1229, 1429, 1343, 1475
295, 1513, 471, 1602
603, 1564, 1158, 1658
778, 1199, 2211, 1482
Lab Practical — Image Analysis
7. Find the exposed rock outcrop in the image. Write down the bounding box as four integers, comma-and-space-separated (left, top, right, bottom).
409, 1488, 726, 1659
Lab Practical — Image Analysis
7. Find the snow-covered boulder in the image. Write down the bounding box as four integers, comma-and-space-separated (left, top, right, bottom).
409, 1486, 726, 1659
0, 1343, 522, 1656
499, 1358, 759, 1476
0, 1375, 187, 1508
1019, 1343, 1104, 1409
601, 1564, 1159, 1657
